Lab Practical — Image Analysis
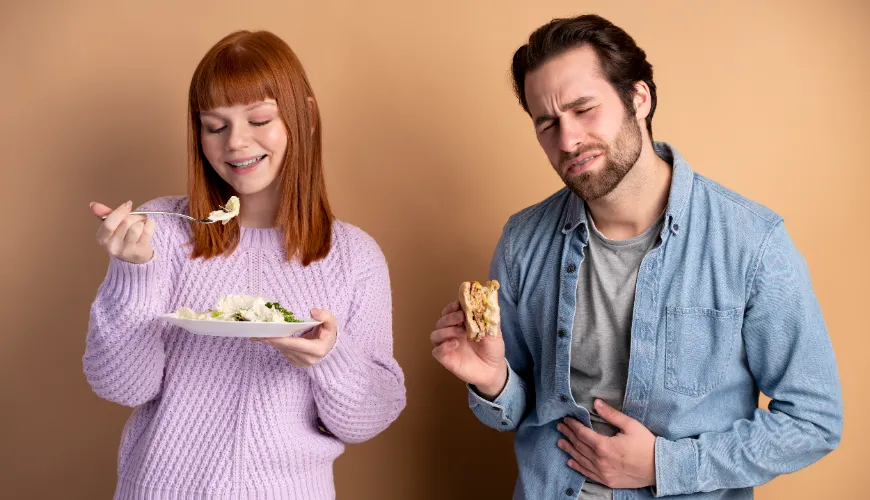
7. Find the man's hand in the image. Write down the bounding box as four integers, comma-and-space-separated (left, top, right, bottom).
556, 399, 657, 489
430, 301, 507, 399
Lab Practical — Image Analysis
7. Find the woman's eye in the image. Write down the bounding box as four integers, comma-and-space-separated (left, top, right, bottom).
250, 120, 272, 127
205, 125, 227, 134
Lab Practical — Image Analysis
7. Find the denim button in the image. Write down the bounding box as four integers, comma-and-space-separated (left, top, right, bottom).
566, 488, 575, 496
567, 264, 576, 273
501, 421, 509, 426
560, 394, 569, 403
558, 329, 567, 338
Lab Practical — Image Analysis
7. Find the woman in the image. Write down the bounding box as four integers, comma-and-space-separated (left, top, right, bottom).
85, 30, 406, 499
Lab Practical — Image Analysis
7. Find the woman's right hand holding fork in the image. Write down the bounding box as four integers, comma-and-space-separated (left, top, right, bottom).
90, 201, 155, 264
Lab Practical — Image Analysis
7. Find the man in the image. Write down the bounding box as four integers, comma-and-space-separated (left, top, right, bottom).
431, 14, 842, 500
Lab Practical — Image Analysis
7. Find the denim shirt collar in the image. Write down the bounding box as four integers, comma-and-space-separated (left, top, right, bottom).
560, 141, 694, 240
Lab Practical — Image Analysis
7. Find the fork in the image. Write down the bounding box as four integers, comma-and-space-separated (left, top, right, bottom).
98, 205, 232, 224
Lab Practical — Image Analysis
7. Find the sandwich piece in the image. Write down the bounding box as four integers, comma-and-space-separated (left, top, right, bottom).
458, 280, 501, 342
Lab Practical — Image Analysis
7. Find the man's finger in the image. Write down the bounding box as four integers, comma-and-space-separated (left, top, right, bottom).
435, 310, 466, 330
431, 338, 460, 361
565, 417, 607, 450
559, 439, 602, 482
594, 399, 635, 431
567, 457, 606, 486
430, 326, 466, 346
557, 423, 597, 461
441, 301, 460, 316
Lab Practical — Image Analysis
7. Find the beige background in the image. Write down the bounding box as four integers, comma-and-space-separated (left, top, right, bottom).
1, 0, 867, 498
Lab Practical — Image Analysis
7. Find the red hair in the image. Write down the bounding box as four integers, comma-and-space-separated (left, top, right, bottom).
186, 30, 333, 265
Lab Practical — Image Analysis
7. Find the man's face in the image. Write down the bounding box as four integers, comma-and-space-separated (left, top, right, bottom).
525, 45, 643, 201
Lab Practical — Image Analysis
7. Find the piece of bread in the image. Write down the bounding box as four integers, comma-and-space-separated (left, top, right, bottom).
458, 280, 501, 342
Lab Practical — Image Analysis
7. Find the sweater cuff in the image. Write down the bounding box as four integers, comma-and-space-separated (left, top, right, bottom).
102, 254, 160, 309
653, 436, 699, 496
306, 332, 366, 388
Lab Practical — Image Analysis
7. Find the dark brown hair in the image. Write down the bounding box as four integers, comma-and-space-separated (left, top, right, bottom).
187, 30, 333, 265
511, 14, 657, 139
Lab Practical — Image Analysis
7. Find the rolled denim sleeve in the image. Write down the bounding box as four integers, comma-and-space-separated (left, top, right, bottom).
468, 361, 528, 430
653, 221, 843, 496
467, 221, 534, 432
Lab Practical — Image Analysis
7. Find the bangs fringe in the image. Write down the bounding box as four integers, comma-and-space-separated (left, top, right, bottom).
192, 46, 276, 112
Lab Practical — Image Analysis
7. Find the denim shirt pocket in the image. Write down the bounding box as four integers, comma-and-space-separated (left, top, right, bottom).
664, 306, 744, 397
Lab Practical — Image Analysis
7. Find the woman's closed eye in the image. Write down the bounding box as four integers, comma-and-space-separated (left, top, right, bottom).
204, 120, 270, 133
202, 119, 227, 134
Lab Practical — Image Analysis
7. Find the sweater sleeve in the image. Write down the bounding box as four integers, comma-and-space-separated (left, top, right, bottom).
305, 228, 407, 443
82, 198, 179, 407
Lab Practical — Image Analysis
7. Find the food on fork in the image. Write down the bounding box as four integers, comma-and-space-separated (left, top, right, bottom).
175, 294, 302, 323
458, 280, 501, 342
207, 196, 241, 224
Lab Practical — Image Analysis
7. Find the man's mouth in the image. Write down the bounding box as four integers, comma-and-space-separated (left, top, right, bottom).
575, 154, 597, 166
564, 152, 601, 174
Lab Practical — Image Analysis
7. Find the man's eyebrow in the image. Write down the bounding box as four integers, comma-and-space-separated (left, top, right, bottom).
533, 96, 596, 126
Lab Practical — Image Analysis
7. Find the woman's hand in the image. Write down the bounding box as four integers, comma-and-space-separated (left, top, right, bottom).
91, 201, 155, 264
255, 308, 339, 367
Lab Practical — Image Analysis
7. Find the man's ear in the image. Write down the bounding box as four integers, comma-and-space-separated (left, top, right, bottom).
632, 81, 651, 121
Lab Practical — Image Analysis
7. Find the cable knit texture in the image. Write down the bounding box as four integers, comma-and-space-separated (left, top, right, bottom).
84, 196, 407, 499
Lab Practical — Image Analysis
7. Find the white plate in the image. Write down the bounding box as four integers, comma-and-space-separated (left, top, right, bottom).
158, 313, 322, 338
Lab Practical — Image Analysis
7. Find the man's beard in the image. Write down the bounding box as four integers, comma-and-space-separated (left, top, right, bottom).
560, 115, 643, 202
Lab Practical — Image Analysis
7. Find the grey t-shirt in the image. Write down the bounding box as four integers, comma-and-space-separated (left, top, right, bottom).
569, 209, 663, 499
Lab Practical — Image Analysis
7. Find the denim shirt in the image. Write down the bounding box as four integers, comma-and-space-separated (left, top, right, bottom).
468, 142, 843, 499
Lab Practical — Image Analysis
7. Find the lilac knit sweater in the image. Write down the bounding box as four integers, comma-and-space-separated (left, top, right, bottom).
83, 196, 406, 499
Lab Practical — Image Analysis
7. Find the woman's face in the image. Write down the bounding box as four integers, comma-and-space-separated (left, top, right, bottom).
199, 99, 288, 196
